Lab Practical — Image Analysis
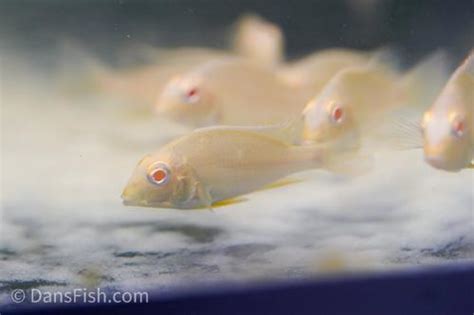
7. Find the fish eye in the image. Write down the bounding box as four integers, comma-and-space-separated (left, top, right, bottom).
147, 162, 171, 186
451, 117, 465, 138
330, 105, 344, 124
183, 87, 200, 104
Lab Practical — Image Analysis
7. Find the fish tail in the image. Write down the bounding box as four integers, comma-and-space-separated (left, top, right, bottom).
55, 39, 114, 95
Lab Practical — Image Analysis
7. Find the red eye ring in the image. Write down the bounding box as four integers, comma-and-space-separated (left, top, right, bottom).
147, 162, 171, 186
184, 87, 200, 104
452, 119, 465, 137
331, 106, 344, 123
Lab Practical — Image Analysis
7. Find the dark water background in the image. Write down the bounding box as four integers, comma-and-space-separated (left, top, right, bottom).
1, 0, 473, 66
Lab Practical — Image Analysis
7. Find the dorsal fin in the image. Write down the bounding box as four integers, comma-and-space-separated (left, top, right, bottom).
368, 46, 401, 72
397, 50, 450, 108
458, 49, 474, 76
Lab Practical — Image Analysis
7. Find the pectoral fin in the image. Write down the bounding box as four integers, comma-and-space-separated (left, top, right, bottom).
195, 182, 213, 210
363, 107, 424, 151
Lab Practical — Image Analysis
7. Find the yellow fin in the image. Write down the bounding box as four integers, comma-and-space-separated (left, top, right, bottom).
211, 197, 248, 208
207, 178, 302, 210
258, 177, 304, 192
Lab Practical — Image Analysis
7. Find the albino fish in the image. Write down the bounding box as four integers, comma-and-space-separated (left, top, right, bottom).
155, 58, 308, 126
422, 50, 474, 171
121, 125, 363, 209
301, 52, 448, 150
60, 14, 284, 106
87, 48, 228, 105
232, 14, 285, 68
277, 48, 374, 98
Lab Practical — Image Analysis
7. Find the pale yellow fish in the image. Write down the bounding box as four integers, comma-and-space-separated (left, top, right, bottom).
422, 50, 474, 171
155, 58, 308, 127
121, 125, 361, 209
90, 48, 228, 105
232, 13, 285, 68
57, 41, 229, 105
61, 14, 284, 106
277, 48, 374, 99
301, 52, 448, 150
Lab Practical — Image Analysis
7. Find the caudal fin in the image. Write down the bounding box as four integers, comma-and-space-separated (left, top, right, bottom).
55, 39, 114, 96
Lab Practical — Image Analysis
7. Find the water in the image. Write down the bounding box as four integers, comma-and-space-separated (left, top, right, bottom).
0, 0, 473, 307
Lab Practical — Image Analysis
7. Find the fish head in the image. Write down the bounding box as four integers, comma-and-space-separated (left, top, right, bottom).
302, 95, 357, 144
121, 152, 199, 209
155, 75, 218, 127
422, 104, 472, 171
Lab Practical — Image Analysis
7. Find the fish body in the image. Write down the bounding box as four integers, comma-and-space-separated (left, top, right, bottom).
91, 48, 230, 105
301, 52, 448, 149
302, 63, 400, 145
155, 58, 307, 126
422, 51, 474, 171
65, 14, 284, 106
121, 125, 348, 209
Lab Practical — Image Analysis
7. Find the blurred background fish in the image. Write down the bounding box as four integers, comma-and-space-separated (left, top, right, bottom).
154, 58, 307, 126
56, 13, 284, 108
301, 51, 449, 151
